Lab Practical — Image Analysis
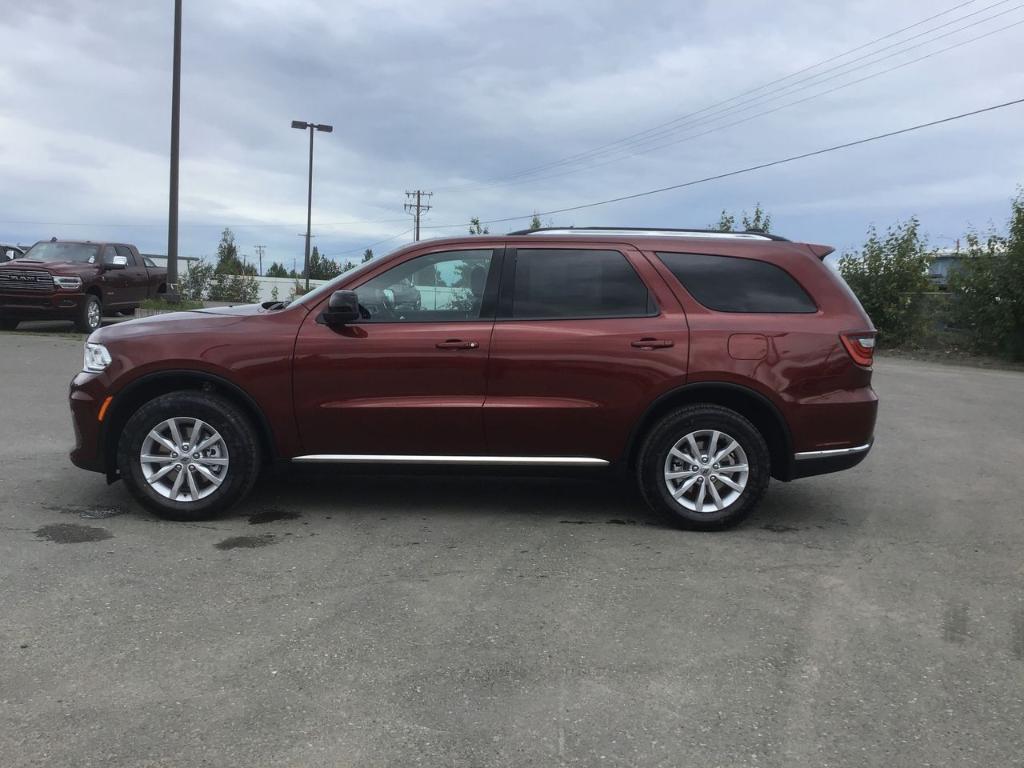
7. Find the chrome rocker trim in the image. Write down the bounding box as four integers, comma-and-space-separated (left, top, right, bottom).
292, 454, 609, 466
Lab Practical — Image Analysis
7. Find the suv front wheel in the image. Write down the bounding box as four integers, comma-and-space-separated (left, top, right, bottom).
638, 404, 770, 530
117, 391, 261, 521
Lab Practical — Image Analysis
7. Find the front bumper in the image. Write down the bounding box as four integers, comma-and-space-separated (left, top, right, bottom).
69, 371, 108, 474
1, 291, 85, 319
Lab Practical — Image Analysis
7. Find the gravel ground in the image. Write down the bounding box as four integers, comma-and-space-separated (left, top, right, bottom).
1, 331, 1022, 767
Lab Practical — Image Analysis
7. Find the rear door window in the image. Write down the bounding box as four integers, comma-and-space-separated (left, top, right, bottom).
656, 251, 816, 313
509, 249, 653, 319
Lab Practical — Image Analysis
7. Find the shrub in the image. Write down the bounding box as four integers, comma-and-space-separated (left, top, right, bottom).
207, 273, 260, 303
838, 218, 931, 347
947, 191, 1024, 359
178, 261, 214, 302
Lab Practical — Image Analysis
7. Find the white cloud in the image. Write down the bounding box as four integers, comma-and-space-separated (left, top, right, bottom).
1, 0, 1022, 261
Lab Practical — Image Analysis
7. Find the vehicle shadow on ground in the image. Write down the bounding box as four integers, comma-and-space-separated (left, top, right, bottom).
226, 467, 849, 533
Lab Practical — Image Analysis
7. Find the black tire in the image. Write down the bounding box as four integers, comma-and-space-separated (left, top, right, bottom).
637, 404, 770, 531
0, 318, 18, 331
117, 390, 261, 521
76, 294, 102, 333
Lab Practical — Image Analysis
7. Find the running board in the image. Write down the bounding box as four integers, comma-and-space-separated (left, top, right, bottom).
291, 454, 609, 466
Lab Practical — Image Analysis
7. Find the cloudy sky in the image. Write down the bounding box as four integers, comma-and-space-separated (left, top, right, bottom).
1, 0, 1022, 267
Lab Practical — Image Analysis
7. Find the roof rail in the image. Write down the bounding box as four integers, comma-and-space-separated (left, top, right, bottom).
506, 226, 789, 241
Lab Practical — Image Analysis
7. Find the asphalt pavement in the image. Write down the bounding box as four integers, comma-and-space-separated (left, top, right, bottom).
1, 330, 1022, 767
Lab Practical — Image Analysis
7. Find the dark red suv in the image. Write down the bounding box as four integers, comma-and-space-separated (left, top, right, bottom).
68, 228, 877, 529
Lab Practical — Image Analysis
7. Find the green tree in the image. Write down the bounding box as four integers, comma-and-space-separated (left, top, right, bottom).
529, 213, 542, 231
213, 228, 256, 275
362, 248, 374, 263
266, 262, 289, 278
712, 203, 772, 233
307, 246, 341, 280
948, 190, 1024, 359
838, 218, 931, 347
468, 217, 489, 235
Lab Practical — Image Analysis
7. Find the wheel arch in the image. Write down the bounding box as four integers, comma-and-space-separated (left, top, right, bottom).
102, 370, 277, 481
626, 381, 794, 480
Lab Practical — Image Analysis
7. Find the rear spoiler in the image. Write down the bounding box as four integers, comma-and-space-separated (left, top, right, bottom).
805, 243, 835, 259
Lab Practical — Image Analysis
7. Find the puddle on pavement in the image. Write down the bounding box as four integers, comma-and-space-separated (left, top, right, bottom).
34, 523, 113, 544
215, 533, 276, 550
44, 504, 126, 520
248, 508, 301, 525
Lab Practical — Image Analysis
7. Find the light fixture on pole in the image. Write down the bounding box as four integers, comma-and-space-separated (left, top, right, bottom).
291, 120, 333, 291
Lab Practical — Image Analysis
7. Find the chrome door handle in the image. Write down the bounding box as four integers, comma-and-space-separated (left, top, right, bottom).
436, 340, 479, 350
631, 338, 674, 349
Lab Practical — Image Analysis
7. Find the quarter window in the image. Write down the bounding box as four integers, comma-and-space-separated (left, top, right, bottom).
354, 249, 494, 322
510, 249, 653, 319
656, 252, 816, 313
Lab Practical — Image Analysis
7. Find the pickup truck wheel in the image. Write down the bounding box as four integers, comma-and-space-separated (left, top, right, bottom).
76, 295, 102, 333
0, 318, 18, 331
637, 405, 770, 531
117, 391, 261, 521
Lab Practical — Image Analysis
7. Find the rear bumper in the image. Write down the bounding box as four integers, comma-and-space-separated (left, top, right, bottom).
0, 291, 85, 319
790, 439, 873, 479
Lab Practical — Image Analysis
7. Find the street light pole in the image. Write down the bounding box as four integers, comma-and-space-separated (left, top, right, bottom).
166, 0, 182, 297
291, 120, 333, 291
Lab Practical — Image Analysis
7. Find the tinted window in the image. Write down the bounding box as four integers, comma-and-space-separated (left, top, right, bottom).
115, 245, 135, 265
354, 249, 494, 322
657, 252, 816, 313
511, 249, 652, 319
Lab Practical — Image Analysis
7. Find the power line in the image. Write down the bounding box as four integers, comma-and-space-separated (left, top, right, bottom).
420, 96, 1024, 229
328, 228, 414, 258
435, 0, 1020, 191
532, 1, 1021, 175
464, 14, 1024, 192
0, 216, 411, 229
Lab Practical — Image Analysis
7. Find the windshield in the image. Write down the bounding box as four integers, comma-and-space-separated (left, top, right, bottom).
286, 247, 403, 308
24, 242, 99, 264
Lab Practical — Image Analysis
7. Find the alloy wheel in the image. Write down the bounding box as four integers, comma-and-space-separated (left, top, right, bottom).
139, 417, 230, 502
663, 429, 749, 513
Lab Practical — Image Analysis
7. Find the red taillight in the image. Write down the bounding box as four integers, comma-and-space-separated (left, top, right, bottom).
840, 331, 876, 367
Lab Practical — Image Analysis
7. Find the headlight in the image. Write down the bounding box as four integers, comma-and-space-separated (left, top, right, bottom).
83, 342, 112, 373
54, 276, 83, 290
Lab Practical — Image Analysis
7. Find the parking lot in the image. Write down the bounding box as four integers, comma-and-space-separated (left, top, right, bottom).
1, 329, 1022, 767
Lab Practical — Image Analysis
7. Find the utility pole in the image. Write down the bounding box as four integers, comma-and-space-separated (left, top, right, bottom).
404, 190, 433, 241
165, 0, 182, 299
254, 244, 266, 276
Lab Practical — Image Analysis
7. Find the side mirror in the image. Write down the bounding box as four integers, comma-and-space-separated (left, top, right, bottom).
322, 289, 360, 326
105, 255, 128, 270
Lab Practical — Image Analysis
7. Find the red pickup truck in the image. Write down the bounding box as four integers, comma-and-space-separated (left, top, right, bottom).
0, 239, 168, 332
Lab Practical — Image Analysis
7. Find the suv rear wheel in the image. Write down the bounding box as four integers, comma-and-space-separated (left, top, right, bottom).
117, 391, 260, 521
637, 404, 770, 530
